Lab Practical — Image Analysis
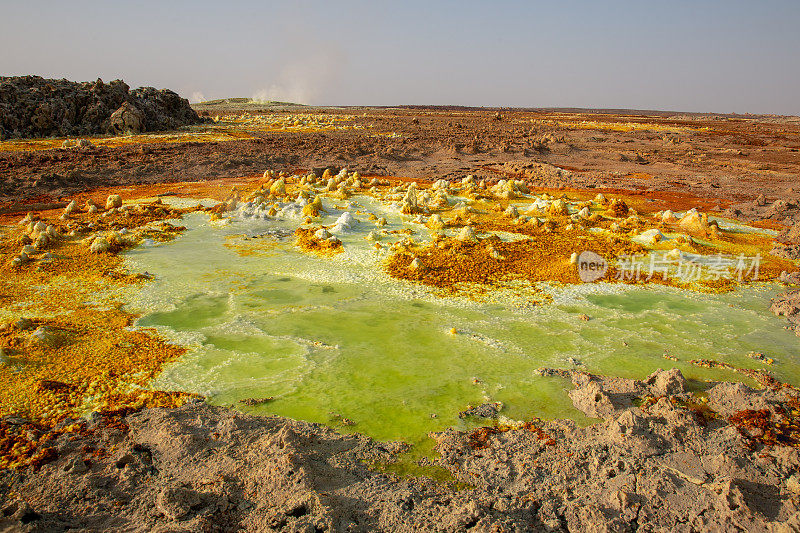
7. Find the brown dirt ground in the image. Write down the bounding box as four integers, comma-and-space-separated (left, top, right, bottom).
2, 106, 799, 218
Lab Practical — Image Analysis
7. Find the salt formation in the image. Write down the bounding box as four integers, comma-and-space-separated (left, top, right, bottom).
17, 222, 62, 254
89, 236, 110, 254
337, 212, 356, 226
491, 179, 528, 200
678, 208, 710, 233
331, 212, 357, 234
314, 228, 332, 240
269, 178, 286, 196
106, 194, 123, 210
274, 204, 294, 219
400, 182, 423, 214
620, 215, 642, 229
458, 226, 478, 242
527, 198, 547, 214
63, 200, 77, 215
427, 214, 445, 229
661, 210, 677, 223
504, 205, 519, 218
638, 228, 665, 245
375, 217, 387, 227
606, 198, 630, 217
302, 196, 324, 218
33, 233, 48, 250
332, 183, 351, 200
487, 245, 504, 260
431, 179, 450, 192
548, 198, 569, 216
431, 190, 450, 208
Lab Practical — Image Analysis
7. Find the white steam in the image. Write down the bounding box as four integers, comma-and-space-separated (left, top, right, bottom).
252, 47, 344, 105
189, 91, 207, 104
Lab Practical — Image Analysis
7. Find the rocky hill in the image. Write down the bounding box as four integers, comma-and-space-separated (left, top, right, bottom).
0, 76, 202, 140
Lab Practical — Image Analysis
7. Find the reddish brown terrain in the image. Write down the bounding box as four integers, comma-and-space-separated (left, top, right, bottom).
2, 106, 800, 223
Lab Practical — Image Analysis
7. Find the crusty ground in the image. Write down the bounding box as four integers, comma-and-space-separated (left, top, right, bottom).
0, 200, 202, 469
2, 369, 800, 531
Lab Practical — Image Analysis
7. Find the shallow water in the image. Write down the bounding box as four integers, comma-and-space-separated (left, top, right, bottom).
122, 199, 800, 444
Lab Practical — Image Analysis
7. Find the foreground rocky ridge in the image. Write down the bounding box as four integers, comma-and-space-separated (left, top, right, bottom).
1, 369, 798, 532
0, 76, 202, 140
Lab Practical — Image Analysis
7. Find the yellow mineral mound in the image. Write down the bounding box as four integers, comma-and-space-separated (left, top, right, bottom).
678, 209, 709, 233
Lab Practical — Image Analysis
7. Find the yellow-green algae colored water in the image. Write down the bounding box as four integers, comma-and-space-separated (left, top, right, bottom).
122, 200, 800, 445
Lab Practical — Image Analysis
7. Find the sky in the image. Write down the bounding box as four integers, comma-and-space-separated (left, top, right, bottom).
1, 0, 799, 114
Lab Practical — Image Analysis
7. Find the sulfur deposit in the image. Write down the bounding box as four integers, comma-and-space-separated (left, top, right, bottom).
1, 164, 799, 532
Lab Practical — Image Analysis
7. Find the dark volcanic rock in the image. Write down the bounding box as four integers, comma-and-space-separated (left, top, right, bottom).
108, 101, 145, 135
0, 75, 202, 139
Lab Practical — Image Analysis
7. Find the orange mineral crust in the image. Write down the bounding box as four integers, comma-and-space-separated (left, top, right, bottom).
385, 231, 645, 291
0, 193, 204, 468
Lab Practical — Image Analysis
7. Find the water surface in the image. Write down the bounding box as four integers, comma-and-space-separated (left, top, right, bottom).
122, 201, 800, 443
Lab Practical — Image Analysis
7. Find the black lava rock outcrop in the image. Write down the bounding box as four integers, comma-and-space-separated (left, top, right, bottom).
0, 75, 202, 139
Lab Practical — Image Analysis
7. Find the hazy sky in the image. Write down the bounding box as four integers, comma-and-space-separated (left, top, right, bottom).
2, 1, 799, 114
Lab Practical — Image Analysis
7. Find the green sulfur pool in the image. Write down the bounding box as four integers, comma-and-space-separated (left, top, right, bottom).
121, 200, 800, 446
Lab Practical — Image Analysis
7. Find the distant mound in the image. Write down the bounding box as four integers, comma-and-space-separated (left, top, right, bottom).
192, 98, 306, 115
194, 97, 254, 106
0, 76, 203, 140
